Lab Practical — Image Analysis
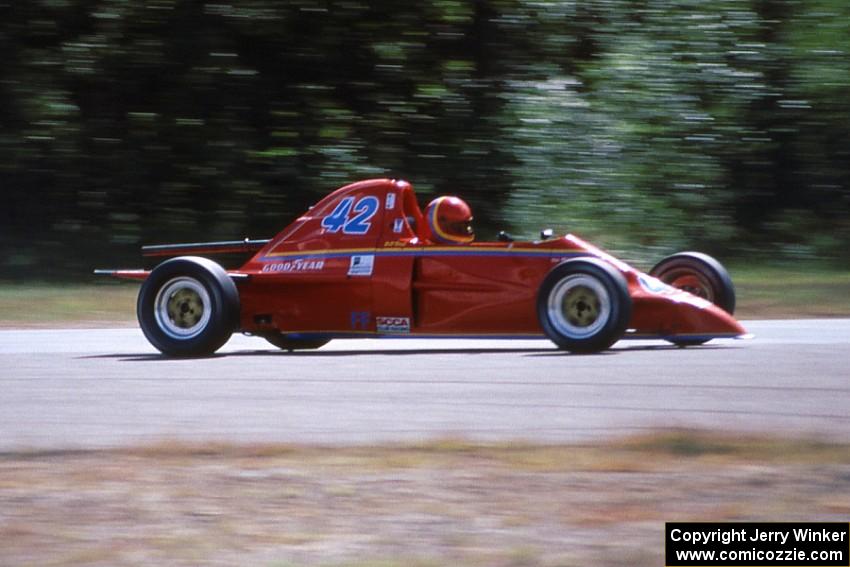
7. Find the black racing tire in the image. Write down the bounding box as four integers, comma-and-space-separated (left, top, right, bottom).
137, 256, 240, 357
649, 252, 735, 314
537, 258, 632, 353
649, 252, 735, 347
263, 334, 331, 351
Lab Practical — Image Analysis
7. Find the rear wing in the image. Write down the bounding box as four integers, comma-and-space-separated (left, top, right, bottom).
93, 268, 249, 282
94, 239, 268, 281
92, 269, 149, 281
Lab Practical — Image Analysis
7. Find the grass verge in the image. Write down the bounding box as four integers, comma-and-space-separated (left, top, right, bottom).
0, 281, 138, 327
730, 265, 850, 319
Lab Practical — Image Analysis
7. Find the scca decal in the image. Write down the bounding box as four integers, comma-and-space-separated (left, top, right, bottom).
376, 316, 410, 333
321, 196, 380, 235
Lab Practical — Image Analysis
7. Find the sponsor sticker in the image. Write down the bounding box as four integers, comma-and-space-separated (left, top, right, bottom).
385, 192, 396, 210
262, 259, 325, 273
638, 274, 675, 294
376, 316, 411, 333
638, 274, 712, 309
393, 218, 404, 233
348, 255, 374, 276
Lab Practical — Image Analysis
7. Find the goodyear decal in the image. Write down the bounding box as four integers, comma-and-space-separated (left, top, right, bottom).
261, 259, 325, 273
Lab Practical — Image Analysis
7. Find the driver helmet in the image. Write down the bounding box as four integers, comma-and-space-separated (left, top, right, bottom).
426, 196, 474, 244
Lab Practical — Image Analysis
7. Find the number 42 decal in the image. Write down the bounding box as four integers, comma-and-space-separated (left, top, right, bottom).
321, 196, 380, 235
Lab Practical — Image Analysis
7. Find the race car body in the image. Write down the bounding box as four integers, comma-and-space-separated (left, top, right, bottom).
98, 178, 747, 356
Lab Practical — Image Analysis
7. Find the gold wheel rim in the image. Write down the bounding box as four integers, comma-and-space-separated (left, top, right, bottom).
154, 277, 212, 339
547, 274, 611, 339
166, 287, 205, 329
562, 285, 601, 328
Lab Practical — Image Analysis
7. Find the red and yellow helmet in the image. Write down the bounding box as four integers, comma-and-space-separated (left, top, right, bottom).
426, 196, 474, 244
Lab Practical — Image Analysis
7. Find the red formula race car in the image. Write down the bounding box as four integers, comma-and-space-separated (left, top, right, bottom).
97, 178, 747, 356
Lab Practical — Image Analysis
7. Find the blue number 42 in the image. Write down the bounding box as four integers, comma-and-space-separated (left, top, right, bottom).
321, 197, 354, 233
321, 196, 379, 235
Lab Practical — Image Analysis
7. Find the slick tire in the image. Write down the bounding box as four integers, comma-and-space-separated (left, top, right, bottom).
649, 252, 736, 314
649, 251, 735, 347
537, 258, 632, 353
137, 256, 240, 357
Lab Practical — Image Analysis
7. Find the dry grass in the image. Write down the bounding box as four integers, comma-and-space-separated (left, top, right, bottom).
2, 430, 849, 566
96, 430, 850, 473
0, 282, 138, 327
732, 265, 850, 318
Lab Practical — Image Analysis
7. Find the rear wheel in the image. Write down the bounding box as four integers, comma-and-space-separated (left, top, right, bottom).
137, 257, 239, 356
650, 251, 735, 346
263, 334, 330, 351
537, 258, 632, 353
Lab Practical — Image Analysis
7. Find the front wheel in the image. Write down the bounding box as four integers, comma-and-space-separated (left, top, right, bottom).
137, 256, 240, 356
537, 258, 632, 353
650, 251, 735, 346
649, 252, 735, 314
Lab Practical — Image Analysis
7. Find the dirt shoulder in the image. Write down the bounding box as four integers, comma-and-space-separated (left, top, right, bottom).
2, 431, 849, 567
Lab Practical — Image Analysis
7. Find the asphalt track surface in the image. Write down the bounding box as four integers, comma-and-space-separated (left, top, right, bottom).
1, 320, 849, 450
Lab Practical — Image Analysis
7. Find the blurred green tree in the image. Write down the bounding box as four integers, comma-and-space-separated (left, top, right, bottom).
0, 0, 848, 278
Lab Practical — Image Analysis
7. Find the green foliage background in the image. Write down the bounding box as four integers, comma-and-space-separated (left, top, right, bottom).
2, 0, 848, 277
